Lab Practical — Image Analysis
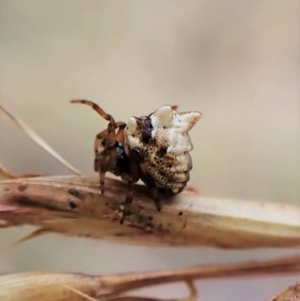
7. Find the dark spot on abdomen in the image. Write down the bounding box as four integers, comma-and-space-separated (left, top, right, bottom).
159, 171, 166, 177
18, 185, 27, 192
157, 146, 168, 158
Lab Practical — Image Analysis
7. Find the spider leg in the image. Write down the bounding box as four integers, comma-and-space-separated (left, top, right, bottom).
120, 147, 160, 224
94, 129, 108, 172
94, 122, 126, 172
71, 100, 124, 194
73, 100, 116, 193
115, 122, 126, 142
99, 124, 116, 194
97, 122, 125, 194
70, 100, 116, 126
106, 122, 125, 172
120, 148, 140, 223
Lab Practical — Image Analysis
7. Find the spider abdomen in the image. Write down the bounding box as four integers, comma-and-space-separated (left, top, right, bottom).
124, 105, 201, 194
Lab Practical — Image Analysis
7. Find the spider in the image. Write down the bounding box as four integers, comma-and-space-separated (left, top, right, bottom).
71, 100, 201, 224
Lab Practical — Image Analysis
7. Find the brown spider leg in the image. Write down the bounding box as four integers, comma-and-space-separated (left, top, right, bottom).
107, 123, 125, 172
94, 122, 126, 172
94, 129, 108, 172
71, 99, 117, 175
70, 100, 116, 126
71, 100, 125, 194
115, 122, 126, 142
94, 122, 125, 153
98, 121, 126, 193
71, 99, 117, 173
108, 147, 118, 171
98, 123, 117, 194
120, 148, 141, 224
120, 180, 133, 224
120, 147, 160, 224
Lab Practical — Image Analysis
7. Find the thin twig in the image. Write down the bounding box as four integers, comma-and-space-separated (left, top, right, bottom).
0, 162, 41, 179
0, 255, 299, 301
98, 254, 300, 294
0, 103, 82, 176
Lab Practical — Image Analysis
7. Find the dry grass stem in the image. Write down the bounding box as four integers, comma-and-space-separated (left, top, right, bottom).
63, 280, 197, 301
0, 255, 299, 301
0, 104, 82, 176
269, 282, 300, 301
0, 173, 300, 248
0, 162, 41, 179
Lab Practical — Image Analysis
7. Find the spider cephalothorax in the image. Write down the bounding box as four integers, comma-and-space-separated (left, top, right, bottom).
71, 100, 201, 224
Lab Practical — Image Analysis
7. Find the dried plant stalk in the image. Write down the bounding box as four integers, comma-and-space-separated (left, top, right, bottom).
0, 272, 101, 301
0, 162, 40, 179
0, 174, 299, 248
0, 104, 82, 176
269, 282, 300, 301
0, 254, 299, 301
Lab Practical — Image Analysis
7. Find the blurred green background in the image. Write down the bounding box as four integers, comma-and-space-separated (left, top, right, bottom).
0, 1, 299, 300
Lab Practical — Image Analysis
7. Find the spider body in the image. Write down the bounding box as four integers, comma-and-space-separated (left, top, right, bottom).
71, 100, 201, 223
